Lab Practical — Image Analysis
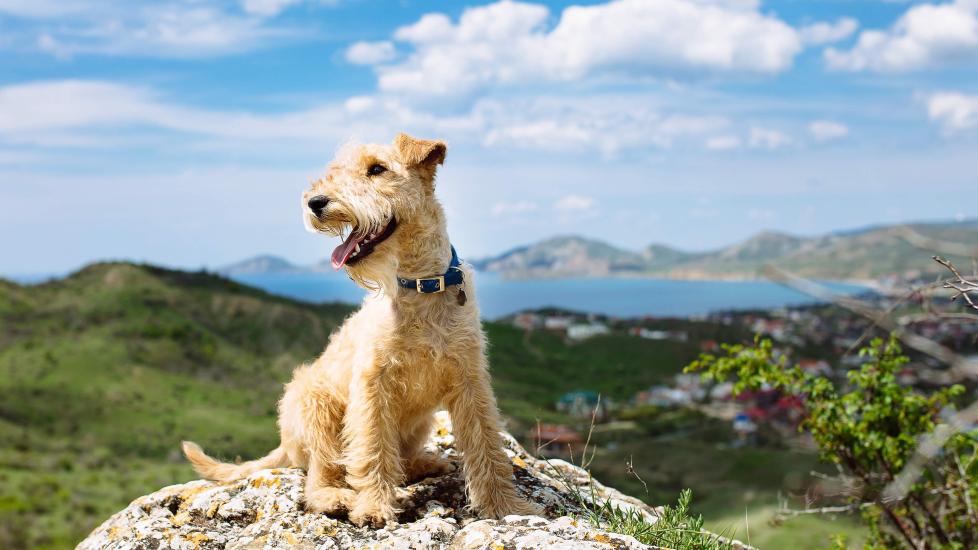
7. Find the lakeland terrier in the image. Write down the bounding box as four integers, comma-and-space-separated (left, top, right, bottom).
182, 133, 541, 527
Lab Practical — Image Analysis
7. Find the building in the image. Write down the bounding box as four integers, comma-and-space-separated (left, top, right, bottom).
566, 322, 610, 341
556, 390, 608, 420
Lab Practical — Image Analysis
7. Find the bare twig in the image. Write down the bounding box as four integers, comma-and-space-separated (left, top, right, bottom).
934, 256, 978, 311
896, 226, 978, 259
762, 264, 978, 504
625, 455, 649, 495
882, 399, 978, 503
762, 265, 978, 381
774, 501, 872, 519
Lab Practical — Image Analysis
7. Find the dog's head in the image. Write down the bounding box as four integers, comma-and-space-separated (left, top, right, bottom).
303, 133, 447, 284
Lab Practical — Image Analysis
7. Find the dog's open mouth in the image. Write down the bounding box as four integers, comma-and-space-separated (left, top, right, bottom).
330, 218, 398, 270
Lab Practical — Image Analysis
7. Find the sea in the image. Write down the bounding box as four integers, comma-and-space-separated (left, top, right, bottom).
227, 271, 870, 320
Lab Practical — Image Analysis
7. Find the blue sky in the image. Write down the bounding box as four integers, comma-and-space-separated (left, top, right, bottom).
2, 0, 978, 274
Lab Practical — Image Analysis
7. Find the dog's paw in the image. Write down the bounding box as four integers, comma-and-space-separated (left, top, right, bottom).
404, 452, 456, 481
349, 498, 398, 528
304, 487, 356, 515
480, 497, 545, 519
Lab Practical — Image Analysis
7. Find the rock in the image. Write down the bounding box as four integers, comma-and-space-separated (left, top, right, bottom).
78, 412, 746, 550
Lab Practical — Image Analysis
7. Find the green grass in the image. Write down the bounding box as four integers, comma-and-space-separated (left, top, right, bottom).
0, 262, 866, 548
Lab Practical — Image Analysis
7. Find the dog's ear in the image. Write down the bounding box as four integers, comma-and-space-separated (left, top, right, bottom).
394, 133, 447, 171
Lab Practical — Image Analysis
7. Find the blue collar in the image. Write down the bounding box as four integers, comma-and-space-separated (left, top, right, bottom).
397, 246, 464, 294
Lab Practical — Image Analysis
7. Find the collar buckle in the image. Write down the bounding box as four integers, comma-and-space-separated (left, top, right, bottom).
417, 275, 446, 293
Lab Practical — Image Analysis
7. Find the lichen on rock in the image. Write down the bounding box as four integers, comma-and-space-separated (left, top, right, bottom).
78, 412, 730, 550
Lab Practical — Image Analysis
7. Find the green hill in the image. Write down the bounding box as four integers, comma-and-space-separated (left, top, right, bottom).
0, 262, 727, 549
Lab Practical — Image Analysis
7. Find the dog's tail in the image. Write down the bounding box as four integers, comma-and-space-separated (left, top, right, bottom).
181, 441, 289, 482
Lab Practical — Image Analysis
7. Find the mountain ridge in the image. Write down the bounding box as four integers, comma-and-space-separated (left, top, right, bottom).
471, 219, 978, 281
219, 219, 978, 281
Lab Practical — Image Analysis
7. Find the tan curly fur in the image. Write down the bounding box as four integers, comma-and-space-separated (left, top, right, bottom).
181, 133, 541, 527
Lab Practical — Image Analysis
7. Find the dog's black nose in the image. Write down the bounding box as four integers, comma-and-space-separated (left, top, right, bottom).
307, 195, 329, 217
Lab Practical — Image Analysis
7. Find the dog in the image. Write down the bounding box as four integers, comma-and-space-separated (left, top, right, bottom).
181, 133, 542, 527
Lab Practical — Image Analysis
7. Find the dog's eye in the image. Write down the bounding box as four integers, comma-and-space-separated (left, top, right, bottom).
367, 164, 386, 176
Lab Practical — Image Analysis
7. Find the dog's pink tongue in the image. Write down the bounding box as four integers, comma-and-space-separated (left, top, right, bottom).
331, 233, 360, 270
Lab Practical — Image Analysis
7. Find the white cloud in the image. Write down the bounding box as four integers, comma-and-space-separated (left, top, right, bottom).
825, 1, 978, 72
241, 0, 301, 17
5, 1, 309, 58
480, 95, 728, 156
799, 17, 858, 45
369, 0, 804, 98
705, 135, 742, 151
345, 41, 397, 65
0, 80, 380, 146
554, 194, 594, 211
808, 120, 849, 142
748, 127, 792, 150
0, 0, 91, 17
0, 80, 769, 159
927, 91, 978, 132
492, 201, 538, 216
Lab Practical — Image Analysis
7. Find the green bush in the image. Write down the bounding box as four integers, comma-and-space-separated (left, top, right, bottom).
687, 336, 978, 549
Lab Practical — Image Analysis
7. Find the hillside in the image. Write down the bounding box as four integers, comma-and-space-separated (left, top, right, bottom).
466, 235, 649, 278
219, 254, 301, 275
473, 220, 978, 281
0, 263, 737, 549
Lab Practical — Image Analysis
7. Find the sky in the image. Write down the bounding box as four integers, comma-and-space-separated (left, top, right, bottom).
2, 0, 978, 274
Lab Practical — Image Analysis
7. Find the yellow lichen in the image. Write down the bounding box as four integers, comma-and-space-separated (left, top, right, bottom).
315, 525, 339, 537
250, 477, 282, 489
170, 511, 192, 527
283, 531, 299, 545
512, 456, 527, 469
186, 532, 210, 550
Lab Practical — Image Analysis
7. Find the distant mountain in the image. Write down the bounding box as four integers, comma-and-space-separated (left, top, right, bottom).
473, 221, 978, 281
469, 235, 648, 278
219, 254, 302, 275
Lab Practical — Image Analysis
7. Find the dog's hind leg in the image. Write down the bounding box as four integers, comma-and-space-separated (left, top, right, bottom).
304, 452, 355, 514
400, 414, 455, 482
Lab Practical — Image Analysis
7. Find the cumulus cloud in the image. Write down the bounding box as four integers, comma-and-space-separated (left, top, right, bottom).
808, 120, 849, 142
345, 41, 397, 65
480, 95, 729, 156
366, 0, 805, 97
748, 127, 792, 150
825, 1, 978, 72
554, 194, 595, 211
927, 91, 978, 132
799, 17, 858, 45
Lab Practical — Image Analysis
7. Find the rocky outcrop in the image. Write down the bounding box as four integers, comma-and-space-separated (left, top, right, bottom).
78, 412, 743, 549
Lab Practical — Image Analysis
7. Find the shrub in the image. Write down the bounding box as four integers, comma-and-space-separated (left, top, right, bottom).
686, 336, 978, 549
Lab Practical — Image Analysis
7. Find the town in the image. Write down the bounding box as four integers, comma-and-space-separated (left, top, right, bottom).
507, 289, 978, 456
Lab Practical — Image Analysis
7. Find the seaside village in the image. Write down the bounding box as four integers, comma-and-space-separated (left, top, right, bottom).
510, 292, 978, 456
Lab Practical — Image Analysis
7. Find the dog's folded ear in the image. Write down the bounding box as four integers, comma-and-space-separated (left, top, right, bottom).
395, 133, 447, 170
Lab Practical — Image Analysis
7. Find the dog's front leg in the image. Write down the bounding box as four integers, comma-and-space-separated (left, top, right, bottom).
447, 355, 543, 519
342, 362, 404, 527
